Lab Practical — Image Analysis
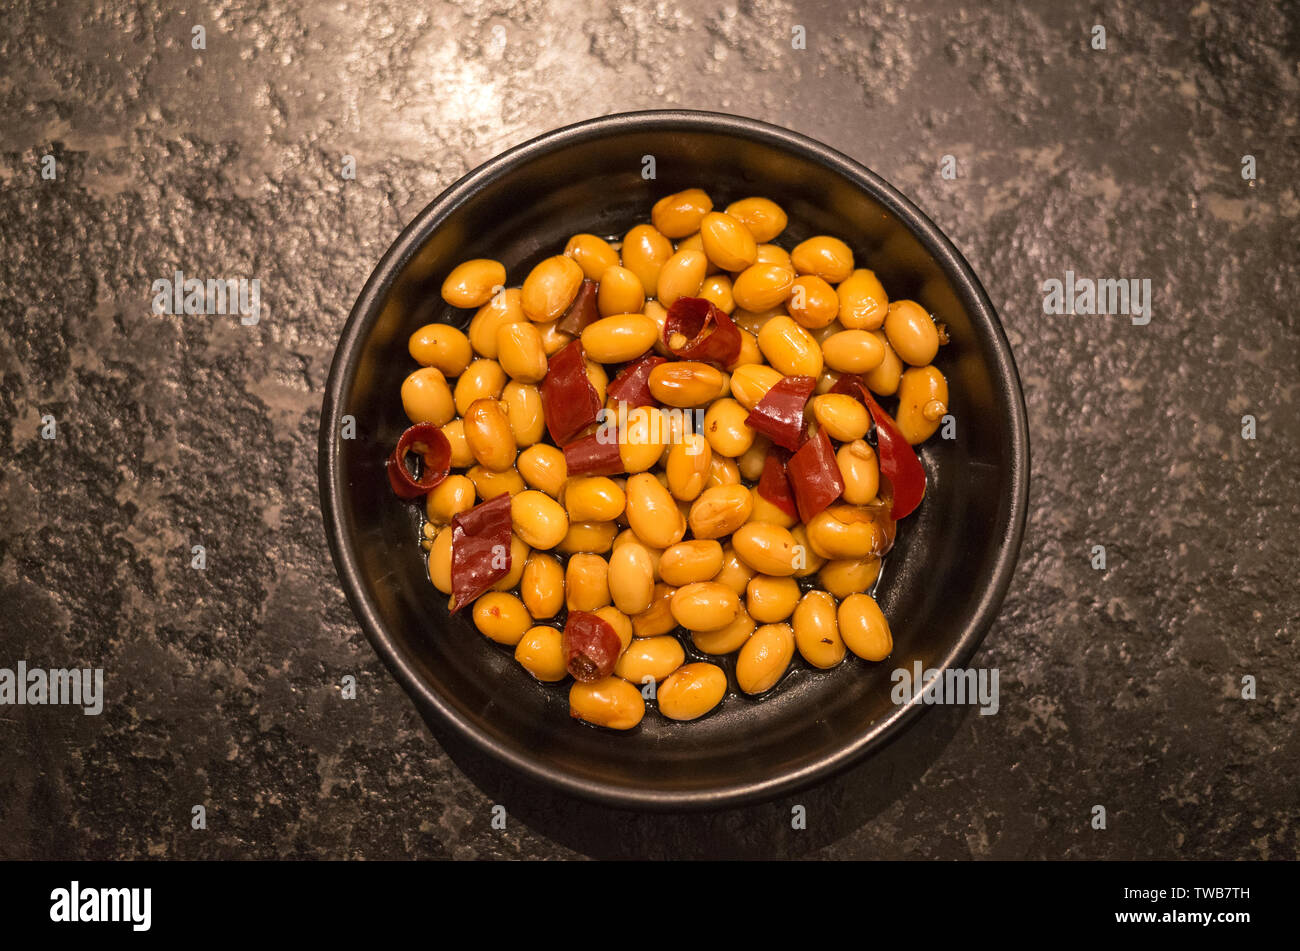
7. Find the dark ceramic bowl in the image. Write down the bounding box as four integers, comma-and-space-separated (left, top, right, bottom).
320, 110, 1029, 811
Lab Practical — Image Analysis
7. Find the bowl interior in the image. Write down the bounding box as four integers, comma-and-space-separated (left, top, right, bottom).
324, 114, 1026, 807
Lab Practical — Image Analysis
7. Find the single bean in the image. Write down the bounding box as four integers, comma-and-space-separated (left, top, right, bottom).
687, 484, 754, 539
569, 676, 645, 730
793, 590, 846, 669
656, 663, 727, 720
511, 490, 569, 550
442, 258, 505, 309
521, 254, 584, 322
515, 625, 568, 682
736, 623, 795, 694
472, 592, 531, 646
409, 323, 473, 376
670, 582, 741, 633
791, 235, 854, 284
838, 593, 893, 661
401, 367, 456, 426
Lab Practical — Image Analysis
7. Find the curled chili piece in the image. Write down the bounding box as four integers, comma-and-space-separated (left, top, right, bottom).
756, 447, 798, 519
563, 425, 625, 477
449, 493, 514, 612
607, 354, 667, 409
556, 278, 600, 336
831, 374, 926, 519
745, 375, 817, 451
787, 428, 845, 523
386, 422, 451, 499
663, 296, 742, 366
563, 610, 623, 682
540, 340, 602, 446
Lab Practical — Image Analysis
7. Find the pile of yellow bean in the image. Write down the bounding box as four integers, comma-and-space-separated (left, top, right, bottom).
401, 188, 950, 730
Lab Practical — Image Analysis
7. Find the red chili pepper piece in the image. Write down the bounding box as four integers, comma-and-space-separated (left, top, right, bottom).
607, 354, 667, 409
449, 493, 514, 612
386, 423, 452, 499
663, 296, 742, 366
556, 278, 600, 336
745, 375, 817, 451
831, 374, 926, 519
563, 610, 623, 681
540, 340, 602, 446
756, 447, 798, 519
563, 426, 625, 476
787, 428, 845, 523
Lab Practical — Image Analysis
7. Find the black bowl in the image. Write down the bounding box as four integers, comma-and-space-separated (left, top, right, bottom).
320, 110, 1029, 811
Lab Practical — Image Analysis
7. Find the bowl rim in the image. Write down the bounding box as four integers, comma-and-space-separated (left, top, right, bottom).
319, 108, 1031, 811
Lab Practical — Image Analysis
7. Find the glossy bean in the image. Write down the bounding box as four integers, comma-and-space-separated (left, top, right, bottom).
472, 592, 531, 646
401, 367, 456, 426
790, 236, 854, 284
732, 263, 796, 312
883, 300, 940, 366
625, 472, 687, 549
569, 677, 645, 730
520, 552, 565, 619
453, 359, 507, 416
514, 625, 568, 682
608, 541, 656, 615
614, 635, 685, 685
442, 258, 506, 309
521, 255, 584, 323
793, 590, 846, 669
837, 439, 879, 505
564, 233, 620, 280
836, 269, 889, 330
656, 663, 727, 720
838, 593, 893, 661
746, 574, 801, 623
517, 444, 567, 497
895, 365, 949, 445
565, 553, 611, 613
724, 197, 787, 243
687, 484, 754, 539
495, 321, 548, 383
511, 490, 569, 550
736, 623, 795, 694
464, 398, 516, 471
651, 188, 713, 238
581, 313, 658, 363
670, 582, 741, 633
757, 315, 823, 378
409, 323, 473, 376
810, 393, 871, 442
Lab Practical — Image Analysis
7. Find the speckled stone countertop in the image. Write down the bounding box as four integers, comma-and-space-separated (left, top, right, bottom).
1, 0, 1296, 860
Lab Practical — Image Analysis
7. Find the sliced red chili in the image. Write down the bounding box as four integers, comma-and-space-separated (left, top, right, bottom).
745, 375, 817, 451
540, 340, 602, 446
830, 374, 926, 519
787, 428, 845, 523
556, 278, 600, 336
386, 423, 451, 499
563, 426, 625, 477
663, 296, 742, 366
563, 611, 623, 681
607, 354, 667, 409
756, 446, 798, 519
449, 493, 514, 612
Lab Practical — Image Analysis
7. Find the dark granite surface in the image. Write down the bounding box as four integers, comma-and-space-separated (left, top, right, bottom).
1, 0, 1297, 860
